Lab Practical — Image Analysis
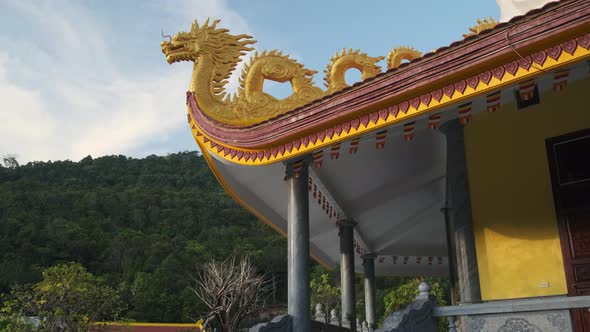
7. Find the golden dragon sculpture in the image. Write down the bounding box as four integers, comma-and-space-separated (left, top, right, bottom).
161, 19, 422, 126
463, 17, 498, 38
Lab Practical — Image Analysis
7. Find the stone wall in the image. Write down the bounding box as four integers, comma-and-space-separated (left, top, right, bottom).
460, 310, 573, 332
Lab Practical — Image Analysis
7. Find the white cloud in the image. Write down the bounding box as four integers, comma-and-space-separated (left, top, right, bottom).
0, 0, 253, 163
496, 0, 553, 22
0, 54, 57, 162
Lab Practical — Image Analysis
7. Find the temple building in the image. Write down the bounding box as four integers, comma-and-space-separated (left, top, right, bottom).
161, 0, 590, 330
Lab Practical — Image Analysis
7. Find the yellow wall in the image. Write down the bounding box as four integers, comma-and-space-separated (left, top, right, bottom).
464, 78, 590, 301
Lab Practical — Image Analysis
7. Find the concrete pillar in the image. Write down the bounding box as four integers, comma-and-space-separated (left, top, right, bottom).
287, 160, 311, 332
362, 254, 377, 330
442, 205, 459, 305
440, 120, 482, 304
340, 220, 357, 329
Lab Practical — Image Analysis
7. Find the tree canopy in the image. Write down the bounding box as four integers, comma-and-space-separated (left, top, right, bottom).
1, 262, 123, 331
0, 151, 449, 326
0, 152, 287, 323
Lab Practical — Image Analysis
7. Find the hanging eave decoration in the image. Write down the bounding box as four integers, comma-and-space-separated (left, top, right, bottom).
553, 69, 570, 91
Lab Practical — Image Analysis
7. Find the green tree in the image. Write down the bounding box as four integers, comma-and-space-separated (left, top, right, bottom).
310, 273, 340, 318
0, 287, 37, 332
382, 278, 449, 330
0, 152, 288, 322
11, 262, 123, 331
1, 154, 19, 168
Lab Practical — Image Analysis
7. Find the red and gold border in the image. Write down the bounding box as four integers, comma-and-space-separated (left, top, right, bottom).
188, 35, 590, 166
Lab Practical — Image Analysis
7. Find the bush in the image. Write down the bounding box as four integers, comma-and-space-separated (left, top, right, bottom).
382, 278, 449, 330
1, 262, 124, 331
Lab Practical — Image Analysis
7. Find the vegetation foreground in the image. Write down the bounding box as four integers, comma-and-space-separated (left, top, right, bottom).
0, 152, 448, 330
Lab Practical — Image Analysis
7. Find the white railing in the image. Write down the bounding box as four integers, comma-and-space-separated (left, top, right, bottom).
314, 303, 370, 332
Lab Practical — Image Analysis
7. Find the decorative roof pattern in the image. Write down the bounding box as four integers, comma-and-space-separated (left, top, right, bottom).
183, 0, 589, 153
188, 34, 590, 165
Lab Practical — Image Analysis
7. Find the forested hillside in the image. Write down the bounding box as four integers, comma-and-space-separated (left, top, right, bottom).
0, 152, 287, 323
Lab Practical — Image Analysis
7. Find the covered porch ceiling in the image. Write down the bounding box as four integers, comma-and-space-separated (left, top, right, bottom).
185, 1, 590, 277
200, 59, 590, 277
206, 125, 449, 277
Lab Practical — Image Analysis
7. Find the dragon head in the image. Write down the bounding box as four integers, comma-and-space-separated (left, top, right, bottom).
161, 20, 210, 64
161, 18, 256, 65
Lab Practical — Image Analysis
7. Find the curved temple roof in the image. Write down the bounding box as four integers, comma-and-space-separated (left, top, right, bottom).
171, 0, 590, 166
164, 0, 590, 276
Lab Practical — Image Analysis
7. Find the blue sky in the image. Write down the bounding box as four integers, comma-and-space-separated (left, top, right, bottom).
0, 0, 513, 163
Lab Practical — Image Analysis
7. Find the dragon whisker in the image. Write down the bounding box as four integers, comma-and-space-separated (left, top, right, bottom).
161, 29, 172, 43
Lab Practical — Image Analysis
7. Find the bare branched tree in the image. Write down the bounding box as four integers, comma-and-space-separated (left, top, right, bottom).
1, 154, 19, 168
191, 255, 272, 332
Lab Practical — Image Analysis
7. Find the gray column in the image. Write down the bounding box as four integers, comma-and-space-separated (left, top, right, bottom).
440, 120, 482, 304
363, 254, 377, 330
340, 220, 356, 330
442, 205, 459, 305
287, 160, 311, 332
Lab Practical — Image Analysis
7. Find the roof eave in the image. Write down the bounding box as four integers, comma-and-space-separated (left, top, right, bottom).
190, 0, 590, 150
